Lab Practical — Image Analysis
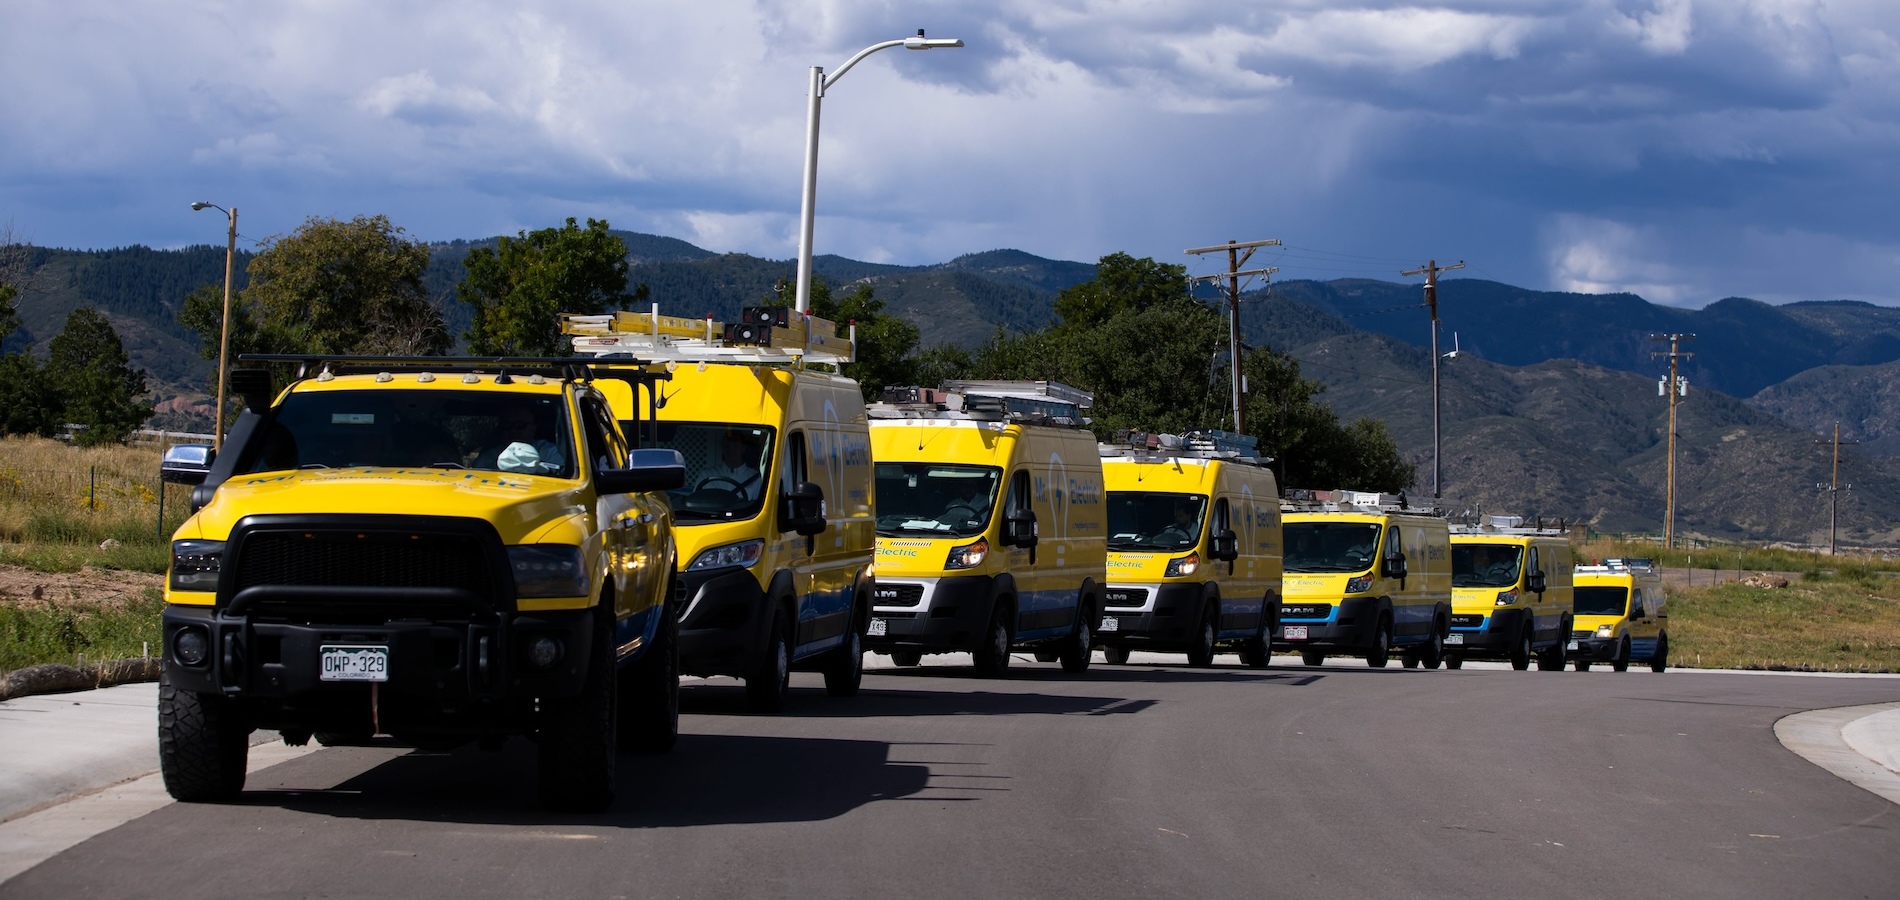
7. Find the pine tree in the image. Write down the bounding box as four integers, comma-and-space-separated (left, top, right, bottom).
47, 308, 151, 445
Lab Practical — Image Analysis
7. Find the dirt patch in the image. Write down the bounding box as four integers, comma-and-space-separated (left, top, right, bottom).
0, 565, 163, 609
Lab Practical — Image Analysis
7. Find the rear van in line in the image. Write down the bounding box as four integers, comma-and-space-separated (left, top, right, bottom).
1096, 430, 1282, 667
1447, 517, 1574, 671
1570, 558, 1670, 672
568, 306, 876, 711
1276, 491, 1452, 668
864, 381, 1107, 675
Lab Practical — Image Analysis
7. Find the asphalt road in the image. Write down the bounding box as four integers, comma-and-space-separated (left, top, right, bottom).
6, 657, 1899, 900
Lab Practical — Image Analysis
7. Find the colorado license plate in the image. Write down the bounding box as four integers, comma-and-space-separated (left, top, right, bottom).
320, 645, 388, 682
1099, 616, 1119, 632
867, 618, 887, 637
1445, 634, 1464, 645
1284, 625, 1308, 640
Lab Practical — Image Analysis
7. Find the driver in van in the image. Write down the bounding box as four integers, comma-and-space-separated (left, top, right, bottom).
698, 432, 763, 500
939, 477, 991, 526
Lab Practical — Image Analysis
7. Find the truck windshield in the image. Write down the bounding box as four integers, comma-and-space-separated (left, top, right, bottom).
1574, 586, 1630, 616
245, 389, 575, 478
647, 422, 775, 523
874, 463, 1000, 537
1453, 544, 1523, 587
1107, 492, 1206, 550
1284, 522, 1381, 573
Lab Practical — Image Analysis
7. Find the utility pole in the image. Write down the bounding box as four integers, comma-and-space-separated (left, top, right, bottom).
1814, 423, 1858, 555
1650, 333, 1696, 548
1401, 259, 1464, 499
1186, 239, 1280, 435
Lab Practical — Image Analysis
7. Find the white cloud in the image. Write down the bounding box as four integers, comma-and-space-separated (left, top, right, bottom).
358, 71, 501, 125
1261, 7, 1537, 70
1544, 215, 1696, 304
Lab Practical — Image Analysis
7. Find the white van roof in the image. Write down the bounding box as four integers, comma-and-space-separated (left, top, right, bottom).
868, 380, 1092, 428
562, 304, 856, 366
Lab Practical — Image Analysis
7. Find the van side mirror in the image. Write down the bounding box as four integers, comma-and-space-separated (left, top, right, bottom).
1002, 510, 1038, 548
1526, 571, 1547, 594
1382, 553, 1408, 580
1211, 529, 1239, 562
782, 481, 826, 536
597, 448, 686, 494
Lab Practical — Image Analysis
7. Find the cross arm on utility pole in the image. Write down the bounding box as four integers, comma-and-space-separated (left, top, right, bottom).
1185, 239, 1281, 436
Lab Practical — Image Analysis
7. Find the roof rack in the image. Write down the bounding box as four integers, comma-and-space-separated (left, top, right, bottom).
868, 380, 1093, 427
1099, 429, 1273, 466
1448, 513, 1569, 536
1576, 557, 1658, 574
1281, 487, 1439, 515
562, 303, 855, 366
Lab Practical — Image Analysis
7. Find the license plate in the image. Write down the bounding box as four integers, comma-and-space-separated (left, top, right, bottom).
1284, 625, 1308, 640
1445, 634, 1464, 645
1100, 616, 1119, 632
1566, 640, 1578, 651
867, 618, 887, 637
320, 645, 388, 682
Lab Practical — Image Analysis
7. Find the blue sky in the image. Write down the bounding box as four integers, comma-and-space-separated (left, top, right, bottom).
3, 0, 1896, 307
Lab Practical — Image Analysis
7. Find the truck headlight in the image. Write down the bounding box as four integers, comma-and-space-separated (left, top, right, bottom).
169, 540, 224, 592
687, 539, 764, 572
1596, 624, 1614, 638
1495, 590, 1519, 606
1344, 575, 1373, 594
945, 538, 988, 570
508, 545, 590, 598
1165, 552, 1200, 578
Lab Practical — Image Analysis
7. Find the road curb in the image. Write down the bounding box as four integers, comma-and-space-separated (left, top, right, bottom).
1774, 701, 1900, 807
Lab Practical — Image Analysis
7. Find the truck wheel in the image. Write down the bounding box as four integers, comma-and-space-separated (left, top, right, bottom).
973, 603, 1013, 677
158, 672, 250, 803
1186, 605, 1217, 668
823, 628, 864, 697
1651, 634, 1669, 673
620, 601, 679, 754
1420, 625, 1445, 670
1366, 617, 1392, 668
1611, 637, 1631, 672
1059, 607, 1093, 673
1509, 627, 1532, 671
538, 613, 618, 812
745, 608, 792, 713
890, 650, 922, 667
1301, 651, 1326, 667
1103, 646, 1130, 665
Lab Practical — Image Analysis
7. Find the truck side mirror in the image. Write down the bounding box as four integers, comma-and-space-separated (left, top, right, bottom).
597, 448, 686, 494
782, 481, 826, 536
1002, 510, 1038, 548
1211, 529, 1239, 562
160, 444, 214, 486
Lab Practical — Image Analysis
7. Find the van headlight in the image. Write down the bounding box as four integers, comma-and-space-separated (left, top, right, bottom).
945, 538, 988, 570
1165, 552, 1201, 577
1596, 624, 1615, 638
1344, 575, 1373, 594
1495, 590, 1519, 606
169, 540, 224, 592
687, 539, 765, 572
508, 545, 590, 598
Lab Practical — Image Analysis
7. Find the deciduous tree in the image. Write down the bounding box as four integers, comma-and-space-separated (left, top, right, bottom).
459, 218, 640, 356
46, 308, 150, 445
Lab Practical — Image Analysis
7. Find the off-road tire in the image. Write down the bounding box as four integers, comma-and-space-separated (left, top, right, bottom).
538, 613, 618, 812
823, 627, 864, 697
745, 608, 792, 712
620, 601, 679, 754
973, 603, 1013, 677
158, 672, 250, 803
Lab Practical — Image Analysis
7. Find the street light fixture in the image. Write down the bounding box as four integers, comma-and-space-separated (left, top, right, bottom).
793, 29, 963, 314
191, 201, 237, 452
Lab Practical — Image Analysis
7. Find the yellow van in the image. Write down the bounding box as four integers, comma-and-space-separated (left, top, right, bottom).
569, 306, 876, 711
865, 381, 1108, 675
1447, 518, 1574, 671
1570, 558, 1670, 672
1277, 491, 1452, 668
1096, 430, 1282, 667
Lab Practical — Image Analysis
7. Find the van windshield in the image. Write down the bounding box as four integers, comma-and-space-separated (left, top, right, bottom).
874, 463, 1000, 537
1453, 544, 1523, 587
646, 421, 775, 523
245, 389, 574, 478
1107, 492, 1206, 550
1574, 586, 1629, 616
1284, 522, 1381, 573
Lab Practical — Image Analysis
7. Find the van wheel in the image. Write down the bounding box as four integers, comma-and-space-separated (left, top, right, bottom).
1574, 659, 1592, 672
1611, 637, 1631, 673
1059, 609, 1093, 673
538, 611, 617, 812
1509, 627, 1533, 671
1420, 626, 1445, 669
1536, 634, 1567, 671
1444, 654, 1464, 670
973, 604, 1013, 677
1301, 651, 1326, 667
1241, 627, 1273, 669
745, 609, 791, 713
1366, 617, 1392, 668
823, 627, 863, 697
1651, 634, 1669, 673
890, 650, 922, 667
158, 672, 250, 803
620, 601, 679, 754
1103, 646, 1131, 665
1401, 653, 1419, 669
1186, 605, 1217, 667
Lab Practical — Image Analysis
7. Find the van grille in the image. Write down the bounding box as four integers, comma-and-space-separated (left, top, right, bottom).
1281, 603, 1333, 619
1104, 588, 1149, 608
872, 583, 925, 608
1450, 615, 1485, 628
1571, 629, 1593, 640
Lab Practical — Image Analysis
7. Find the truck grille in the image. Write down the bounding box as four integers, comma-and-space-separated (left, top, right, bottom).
224, 517, 505, 623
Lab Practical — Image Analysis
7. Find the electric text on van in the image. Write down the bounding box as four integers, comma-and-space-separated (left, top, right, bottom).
1277, 491, 1452, 668
1570, 558, 1670, 672
865, 382, 1107, 675
1096, 430, 1282, 667
1446, 516, 1574, 671
567, 306, 875, 711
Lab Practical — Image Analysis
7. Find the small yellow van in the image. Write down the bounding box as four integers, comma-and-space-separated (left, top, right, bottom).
1096, 430, 1282, 667
569, 306, 876, 711
1277, 491, 1452, 668
1447, 518, 1574, 670
865, 381, 1108, 675
1570, 558, 1670, 672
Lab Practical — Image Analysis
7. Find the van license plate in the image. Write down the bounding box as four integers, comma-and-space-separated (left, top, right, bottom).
1284, 626, 1308, 640
1566, 640, 1578, 651
320, 645, 388, 682
1099, 617, 1118, 632
1444, 634, 1463, 645
867, 618, 887, 637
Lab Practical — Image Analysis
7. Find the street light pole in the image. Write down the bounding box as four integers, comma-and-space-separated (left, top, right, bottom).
793, 30, 963, 314
1402, 259, 1464, 499
192, 202, 237, 452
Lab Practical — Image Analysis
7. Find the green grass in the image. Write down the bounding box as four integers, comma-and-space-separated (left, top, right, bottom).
1669, 578, 1900, 673
1582, 538, 1900, 578
0, 589, 166, 672
0, 541, 170, 574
